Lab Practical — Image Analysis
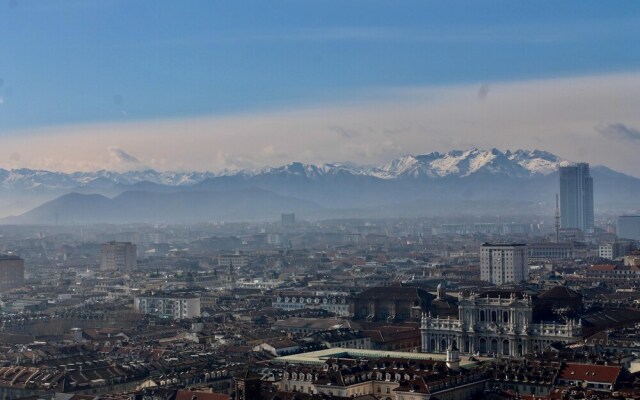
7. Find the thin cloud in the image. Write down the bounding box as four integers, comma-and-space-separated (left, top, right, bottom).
261, 145, 288, 159
328, 125, 361, 139
477, 84, 491, 100
108, 146, 140, 164
1, 72, 640, 177
596, 123, 640, 142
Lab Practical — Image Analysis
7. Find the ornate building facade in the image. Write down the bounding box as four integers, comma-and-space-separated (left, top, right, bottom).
272, 292, 350, 316
421, 290, 582, 357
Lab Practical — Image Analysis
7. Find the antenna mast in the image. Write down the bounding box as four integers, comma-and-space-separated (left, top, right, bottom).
555, 193, 560, 243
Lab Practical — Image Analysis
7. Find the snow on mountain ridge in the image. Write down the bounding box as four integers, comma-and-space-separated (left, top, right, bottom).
0, 149, 571, 190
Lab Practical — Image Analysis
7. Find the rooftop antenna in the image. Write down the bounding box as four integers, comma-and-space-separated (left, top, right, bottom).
555, 193, 560, 243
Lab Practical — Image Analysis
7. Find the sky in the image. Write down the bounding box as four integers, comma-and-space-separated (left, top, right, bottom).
1, 1, 640, 175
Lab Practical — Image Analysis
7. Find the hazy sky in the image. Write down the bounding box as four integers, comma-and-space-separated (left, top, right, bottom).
1, 1, 640, 174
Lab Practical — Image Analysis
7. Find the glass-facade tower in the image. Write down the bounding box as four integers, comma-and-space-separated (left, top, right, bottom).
559, 163, 594, 232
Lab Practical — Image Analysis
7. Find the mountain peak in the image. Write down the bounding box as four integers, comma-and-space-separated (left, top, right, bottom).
0, 148, 571, 191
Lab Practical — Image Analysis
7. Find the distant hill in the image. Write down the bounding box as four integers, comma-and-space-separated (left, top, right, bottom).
2, 148, 639, 223
2, 188, 322, 224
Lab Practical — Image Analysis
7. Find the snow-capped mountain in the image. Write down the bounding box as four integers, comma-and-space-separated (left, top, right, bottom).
2, 148, 639, 223
0, 169, 216, 190
370, 148, 566, 179
217, 148, 570, 181
0, 148, 591, 191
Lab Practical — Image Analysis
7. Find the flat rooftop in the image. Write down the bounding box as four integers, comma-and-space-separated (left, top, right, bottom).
274, 348, 485, 367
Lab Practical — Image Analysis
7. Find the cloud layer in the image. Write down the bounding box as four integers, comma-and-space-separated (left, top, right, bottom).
1, 72, 640, 176
596, 123, 640, 142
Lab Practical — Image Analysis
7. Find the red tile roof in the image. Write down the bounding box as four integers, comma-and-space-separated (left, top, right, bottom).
559, 363, 621, 384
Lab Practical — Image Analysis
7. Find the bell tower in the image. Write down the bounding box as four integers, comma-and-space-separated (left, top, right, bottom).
446, 342, 460, 371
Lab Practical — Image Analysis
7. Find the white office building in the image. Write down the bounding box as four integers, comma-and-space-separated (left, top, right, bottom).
480, 243, 528, 285
134, 293, 201, 320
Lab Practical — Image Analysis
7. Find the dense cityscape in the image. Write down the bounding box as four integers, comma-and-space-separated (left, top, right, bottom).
2, 1, 640, 399
0, 162, 637, 400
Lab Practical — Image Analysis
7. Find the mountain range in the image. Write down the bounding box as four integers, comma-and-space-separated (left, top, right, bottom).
1, 149, 638, 224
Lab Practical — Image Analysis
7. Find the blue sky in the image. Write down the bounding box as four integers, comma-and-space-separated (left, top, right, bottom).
1, 1, 640, 173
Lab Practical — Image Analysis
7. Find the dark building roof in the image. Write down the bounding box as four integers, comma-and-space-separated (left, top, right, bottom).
538, 286, 581, 300
581, 308, 640, 337
353, 286, 434, 304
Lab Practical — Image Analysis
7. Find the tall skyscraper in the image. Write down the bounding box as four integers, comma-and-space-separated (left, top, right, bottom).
560, 163, 594, 233
100, 241, 137, 271
480, 243, 528, 285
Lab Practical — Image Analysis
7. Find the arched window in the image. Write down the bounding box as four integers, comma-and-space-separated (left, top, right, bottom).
502, 339, 510, 356
491, 311, 497, 322
503, 311, 509, 323
441, 339, 447, 351
490, 338, 498, 354
480, 310, 485, 321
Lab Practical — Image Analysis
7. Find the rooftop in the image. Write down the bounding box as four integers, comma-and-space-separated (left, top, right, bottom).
274, 348, 485, 366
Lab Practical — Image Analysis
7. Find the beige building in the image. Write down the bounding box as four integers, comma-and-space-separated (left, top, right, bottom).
217, 253, 248, 268
100, 241, 137, 271
480, 243, 528, 284
0, 255, 25, 292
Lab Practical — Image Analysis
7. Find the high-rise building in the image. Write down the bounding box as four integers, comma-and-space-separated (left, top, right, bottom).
134, 292, 201, 319
0, 255, 25, 292
560, 163, 594, 233
618, 215, 640, 240
598, 241, 632, 260
281, 213, 296, 227
480, 243, 528, 285
100, 241, 137, 271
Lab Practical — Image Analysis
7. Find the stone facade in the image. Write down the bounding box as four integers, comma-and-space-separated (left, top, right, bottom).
273, 293, 350, 316
421, 291, 582, 357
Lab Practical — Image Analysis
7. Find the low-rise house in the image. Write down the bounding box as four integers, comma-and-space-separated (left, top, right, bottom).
557, 363, 622, 392
253, 338, 300, 356
271, 318, 356, 334
309, 329, 371, 350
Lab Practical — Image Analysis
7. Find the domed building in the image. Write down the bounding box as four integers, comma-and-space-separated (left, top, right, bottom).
351, 284, 458, 322
534, 286, 583, 322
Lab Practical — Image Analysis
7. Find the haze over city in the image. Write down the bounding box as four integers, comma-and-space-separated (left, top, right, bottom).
1, 2, 640, 400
